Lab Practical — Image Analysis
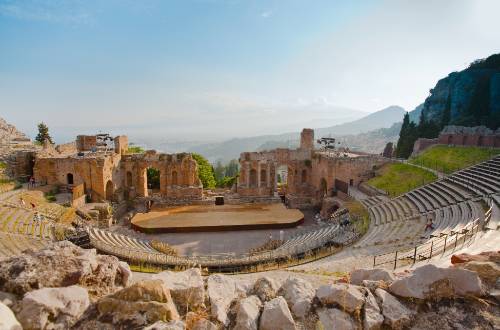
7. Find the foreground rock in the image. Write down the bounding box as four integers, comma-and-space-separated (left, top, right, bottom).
389, 264, 483, 299
278, 277, 315, 318
317, 308, 356, 330
143, 320, 185, 330
451, 251, 500, 264
153, 268, 205, 312
252, 277, 279, 302
350, 268, 395, 285
207, 274, 236, 326
316, 283, 365, 313
0, 301, 22, 330
454, 261, 500, 287
233, 295, 262, 330
375, 288, 413, 329
0, 241, 130, 298
18, 285, 90, 330
260, 296, 296, 330
95, 280, 179, 327
363, 289, 384, 330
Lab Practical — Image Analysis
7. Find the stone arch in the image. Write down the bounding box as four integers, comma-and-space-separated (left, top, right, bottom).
66, 173, 74, 185
126, 171, 133, 187
320, 178, 328, 198
172, 170, 178, 185
260, 169, 267, 185
301, 169, 307, 184
105, 180, 114, 201
249, 169, 257, 187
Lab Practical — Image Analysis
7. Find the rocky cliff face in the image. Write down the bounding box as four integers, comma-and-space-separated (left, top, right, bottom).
0, 117, 29, 144
421, 54, 500, 128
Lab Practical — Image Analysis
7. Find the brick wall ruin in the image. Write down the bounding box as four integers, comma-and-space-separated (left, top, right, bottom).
33, 135, 202, 203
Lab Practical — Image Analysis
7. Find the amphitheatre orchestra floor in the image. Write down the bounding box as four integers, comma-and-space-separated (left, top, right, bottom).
131, 203, 304, 233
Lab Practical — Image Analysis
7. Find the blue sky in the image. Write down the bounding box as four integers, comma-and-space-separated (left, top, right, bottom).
1, 0, 500, 142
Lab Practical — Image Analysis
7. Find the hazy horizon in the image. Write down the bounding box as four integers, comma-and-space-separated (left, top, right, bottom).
1, 0, 500, 143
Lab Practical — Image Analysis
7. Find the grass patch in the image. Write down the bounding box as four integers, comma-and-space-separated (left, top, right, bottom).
0, 162, 7, 169
344, 200, 370, 234
367, 163, 437, 197
410, 145, 500, 174
127, 146, 145, 154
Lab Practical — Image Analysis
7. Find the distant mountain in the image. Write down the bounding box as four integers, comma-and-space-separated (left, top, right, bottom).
188, 105, 406, 162
314, 105, 405, 137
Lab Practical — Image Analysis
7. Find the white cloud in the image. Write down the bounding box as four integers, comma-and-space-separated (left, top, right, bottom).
0, 0, 93, 25
260, 10, 272, 18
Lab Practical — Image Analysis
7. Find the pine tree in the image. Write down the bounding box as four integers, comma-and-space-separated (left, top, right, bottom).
35, 122, 53, 144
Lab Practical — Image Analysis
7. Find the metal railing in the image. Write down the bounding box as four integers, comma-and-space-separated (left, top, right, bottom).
372, 205, 492, 270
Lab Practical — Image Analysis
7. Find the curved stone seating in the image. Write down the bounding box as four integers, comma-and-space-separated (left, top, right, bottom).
87, 222, 345, 268
0, 232, 51, 259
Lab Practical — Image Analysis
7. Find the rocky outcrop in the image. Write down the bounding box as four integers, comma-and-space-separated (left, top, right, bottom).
152, 268, 205, 313
421, 54, 500, 126
18, 285, 90, 330
389, 264, 483, 299
0, 241, 130, 299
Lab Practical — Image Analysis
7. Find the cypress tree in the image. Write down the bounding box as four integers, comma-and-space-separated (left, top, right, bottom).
35, 122, 53, 144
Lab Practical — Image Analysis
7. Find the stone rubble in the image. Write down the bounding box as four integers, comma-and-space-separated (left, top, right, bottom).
152, 268, 205, 313
0, 242, 498, 330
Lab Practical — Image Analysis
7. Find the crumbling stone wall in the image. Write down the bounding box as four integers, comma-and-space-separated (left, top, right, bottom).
33, 135, 202, 203
238, 129, 386, 200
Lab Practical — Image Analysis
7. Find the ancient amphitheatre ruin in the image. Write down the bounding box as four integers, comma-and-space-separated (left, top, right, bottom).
1, 116, 500, 329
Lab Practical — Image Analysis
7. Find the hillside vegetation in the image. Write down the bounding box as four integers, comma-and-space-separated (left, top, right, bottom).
410, 145, 500, 174
396, 53, 500, 158
367, 163, 437, 197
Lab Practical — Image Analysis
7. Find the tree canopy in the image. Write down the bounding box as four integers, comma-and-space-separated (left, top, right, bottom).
35, 122, 53, 144
192, 153, 216, 189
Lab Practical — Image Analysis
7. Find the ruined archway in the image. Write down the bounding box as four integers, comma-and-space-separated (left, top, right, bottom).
260, 169, 267, 186
147, 167, 161, 191
320, 178, 328, 198
171, 170, 178, 185
105, 180, 114, 201
249, 169, 257, 187
126, 171, 133, 187
301, 169, 307, 184
66, 173, 74, 185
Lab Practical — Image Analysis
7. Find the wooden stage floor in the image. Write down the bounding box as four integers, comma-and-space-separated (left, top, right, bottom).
131, 203, 304, 233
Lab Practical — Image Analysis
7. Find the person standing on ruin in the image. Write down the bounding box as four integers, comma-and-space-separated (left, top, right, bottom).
19, 197, 26, 207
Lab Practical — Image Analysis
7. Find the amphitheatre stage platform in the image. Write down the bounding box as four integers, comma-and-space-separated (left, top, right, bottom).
131, 203, 304, 233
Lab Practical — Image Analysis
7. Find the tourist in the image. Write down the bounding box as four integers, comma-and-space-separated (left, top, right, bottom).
30, 202, 36, 209
424, 217, 435, 231
29, 176, 35, 188
19, 197, 26, 207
